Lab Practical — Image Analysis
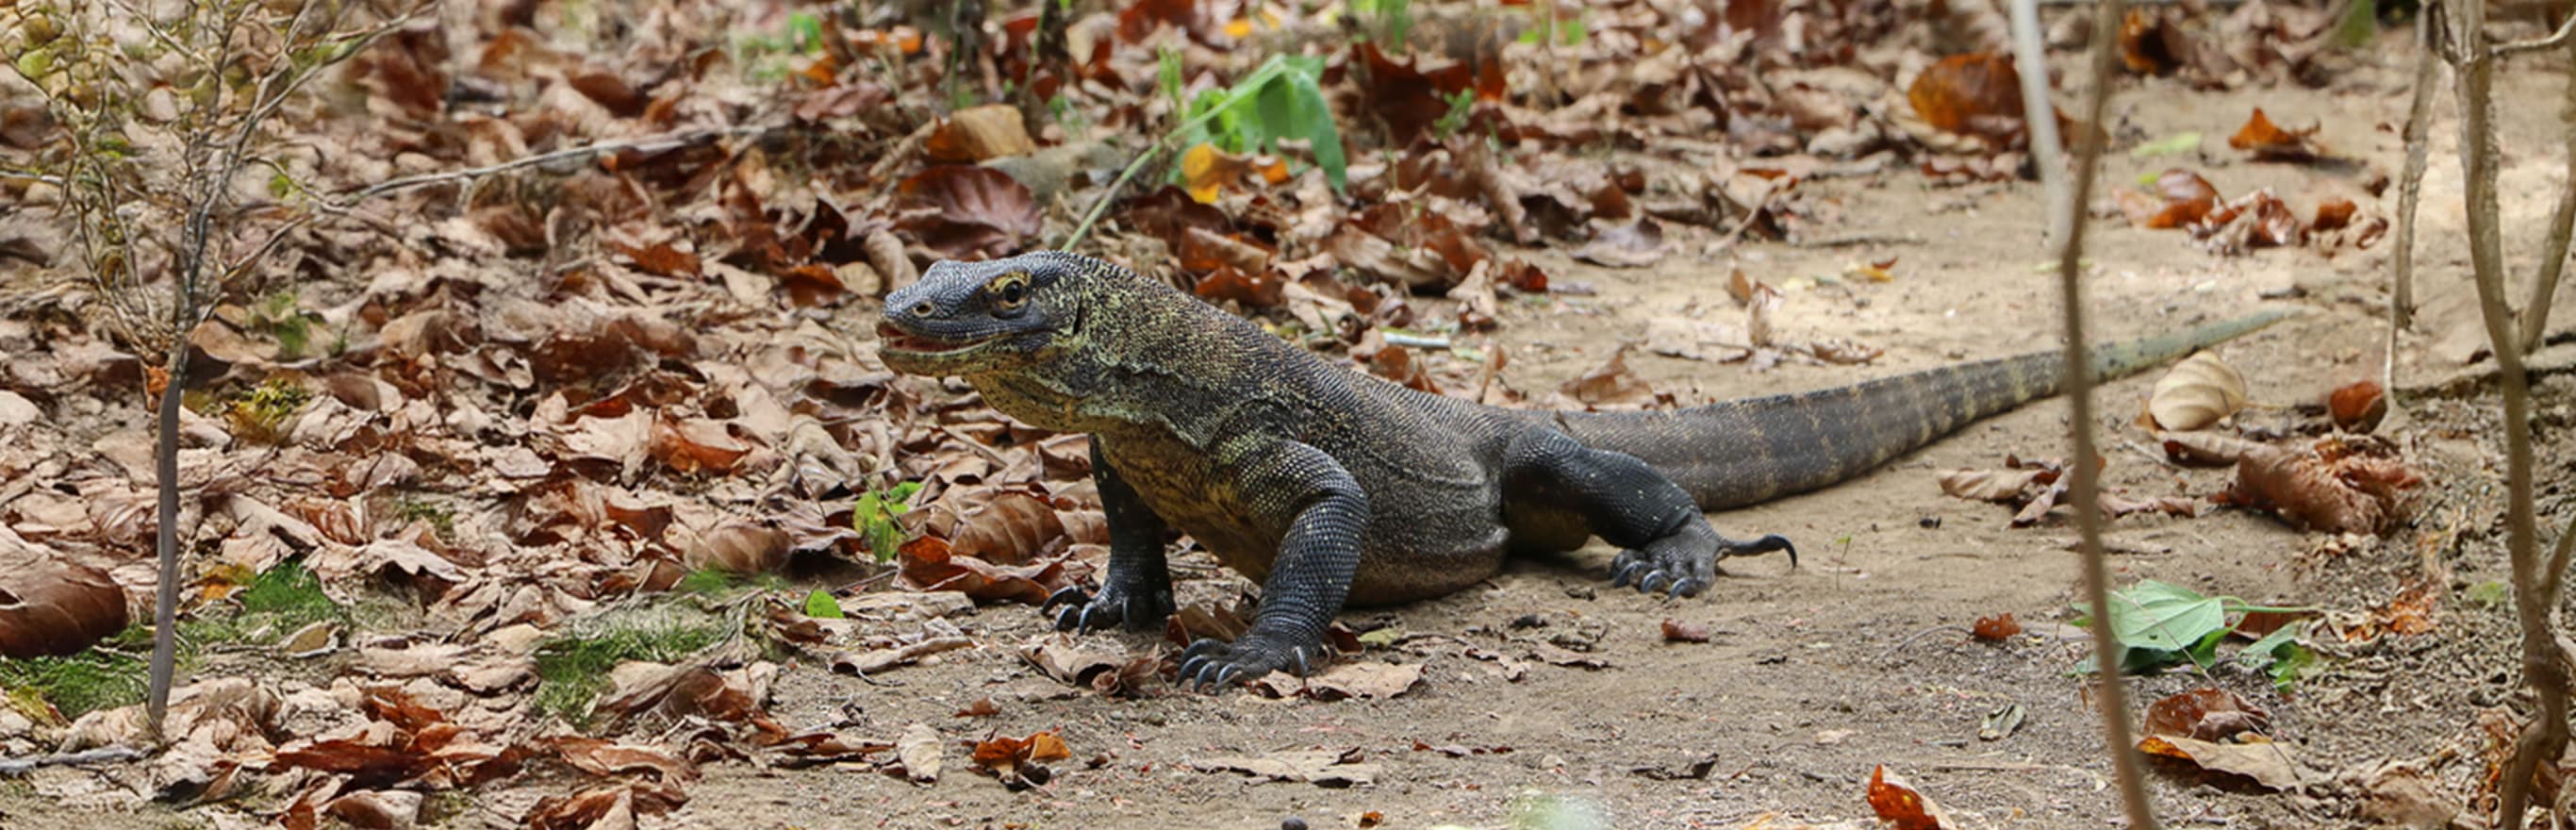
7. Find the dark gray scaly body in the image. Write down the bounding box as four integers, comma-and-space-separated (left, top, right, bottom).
876, 251, 2286, 689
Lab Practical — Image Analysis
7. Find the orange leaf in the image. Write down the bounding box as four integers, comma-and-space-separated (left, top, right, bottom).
1907, 54, 2027, 150
1867, 765, 1948, 830
2228, 108, 2325, 161
1971, 613, 2022, 641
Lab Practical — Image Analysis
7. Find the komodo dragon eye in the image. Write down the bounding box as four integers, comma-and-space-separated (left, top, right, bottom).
989, 273, 1031, 311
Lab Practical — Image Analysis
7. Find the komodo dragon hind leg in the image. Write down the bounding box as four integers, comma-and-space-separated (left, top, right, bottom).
1044, 440, 1176, 632
1503, 429, 1795, 598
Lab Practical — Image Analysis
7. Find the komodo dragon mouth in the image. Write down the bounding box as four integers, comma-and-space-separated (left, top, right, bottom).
874, 323, 1000, 356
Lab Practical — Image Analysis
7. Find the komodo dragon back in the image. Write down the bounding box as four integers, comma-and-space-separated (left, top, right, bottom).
1552, 309, 2290, 509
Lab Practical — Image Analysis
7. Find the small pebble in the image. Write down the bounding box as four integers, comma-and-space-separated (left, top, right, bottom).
1281, 818, 1308, 830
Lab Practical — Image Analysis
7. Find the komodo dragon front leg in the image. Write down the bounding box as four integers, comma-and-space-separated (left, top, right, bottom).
1041, 442, 1174, 631
1502, 428, 1794, 598
1054, 438, 1366, 689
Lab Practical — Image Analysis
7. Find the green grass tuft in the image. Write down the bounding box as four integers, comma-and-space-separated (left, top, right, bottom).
0, 629, 153, 719
533, 615, 725, 727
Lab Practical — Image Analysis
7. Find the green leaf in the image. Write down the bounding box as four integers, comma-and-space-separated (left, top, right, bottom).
2101, 579, 2228, 653
803, 589, 845, 619
14, 47, 54, 80
2469, 580, 2510, 609
2129, 131, 2203, 158
1356, 628, 1401, 647
789, 12, 824, 54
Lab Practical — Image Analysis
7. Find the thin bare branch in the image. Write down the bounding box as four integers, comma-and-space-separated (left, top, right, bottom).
2058, 0, 2158, 827
2495, 11, 2576, 58
2006, 0, 2070, 249
2443, 0, 2572, 823
0, 745, 146, 775
2392, 7, 2444, 333
2517, 28, 2576, 355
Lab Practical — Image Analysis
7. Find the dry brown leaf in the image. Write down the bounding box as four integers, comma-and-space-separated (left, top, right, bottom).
2159, 431, 2267, 467
1907, 54, 2030, 151
2117, 169, 2221, 229
1660, 619, 1710, 643
2139, 735, 2305, 790
1572, 220, 1667, 268
896, 536, 1080, 605
2139, 351, 2248, 431
948, 492, 1069, 566
2328, 379, 2386, 433
2144, 688, 2272, 742
0, 554, 128, 658
1248, 661, 1423, 701
2219, 442, 2420, 535
1560, 344, 1655, 407
894, 166, 1042, 259
1867, 765, 1953, 830
923, 105, 1036, 162
895, 722, 943, 783
2228, 108, 2326, 161
685, 521, 790, 574
1937, 467, 2050, 503
1972, 613, 2022, 641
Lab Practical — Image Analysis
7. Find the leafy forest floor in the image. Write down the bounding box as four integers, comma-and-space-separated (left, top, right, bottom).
3, 0, 2575, 828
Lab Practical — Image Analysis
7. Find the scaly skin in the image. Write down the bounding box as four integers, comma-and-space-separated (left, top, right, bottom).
877, 251, 2287, 691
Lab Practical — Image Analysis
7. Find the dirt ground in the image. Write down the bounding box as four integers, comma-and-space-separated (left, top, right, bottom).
12, 31, 2575, 830
623, 46, 2571, 830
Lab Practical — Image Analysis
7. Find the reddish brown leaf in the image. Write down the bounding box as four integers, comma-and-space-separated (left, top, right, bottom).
1867, 765, 1950, 830
609, 241, 702, 278
2228, 108, 2326, 161
1660, 619, 1710, 643
2312, 197, 2358, 231
923, 105, 1036, 163
895, 166, 1043, 259
2144, 688, 2272, 742
896, 537, 1078, 605
954, 698, 1001, 718
1560, 344, 1655, 407
2328, 380, 2386, 433
0, 556, 129, 658
2119, 169, 2221, 229
949, 492, 1069, 566
2219, 442, 2421, 535
652, 417, 751, 474
2345, 584, 2438, 640
1971, 613, 2022, 641
568, 69, 645, 117
1907, 54, 2029, 151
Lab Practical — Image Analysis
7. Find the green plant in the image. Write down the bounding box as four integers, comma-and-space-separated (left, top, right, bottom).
2072, 579, 2314, 689
1429, 89, 1475, 141
802, 589, 845, 619
250, 290, 314, 359
533, 616, 725, 726
391, 496, 456, 540
1353, 0, 1414, 49
1170, 55, 1347, 191
224, 376, 311, 443
852, 480, 923, 562
0, 635, 152, 720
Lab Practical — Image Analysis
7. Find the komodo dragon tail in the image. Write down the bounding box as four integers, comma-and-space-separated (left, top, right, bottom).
1553, 309, 2292, 510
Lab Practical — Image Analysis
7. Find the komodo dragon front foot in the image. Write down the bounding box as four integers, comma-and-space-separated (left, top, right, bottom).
1608, 530, 1798, 598
1175, 633, 1319, 691
1041, 581, 1174, 633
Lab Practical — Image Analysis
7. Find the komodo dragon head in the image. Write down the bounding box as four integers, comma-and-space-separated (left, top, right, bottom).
878, 251, 1173, 433
877, 251, 1099, 376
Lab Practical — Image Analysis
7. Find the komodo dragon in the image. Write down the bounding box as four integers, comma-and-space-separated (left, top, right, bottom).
875, 250, 2285, 690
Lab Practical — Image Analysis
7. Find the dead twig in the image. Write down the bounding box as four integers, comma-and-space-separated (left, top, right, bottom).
2391, 8, 2444, 337
2006, 0, 2070, 250
2056, 0, 2158, 827
2516, 25, 2576, 355
0, 746, 146, 775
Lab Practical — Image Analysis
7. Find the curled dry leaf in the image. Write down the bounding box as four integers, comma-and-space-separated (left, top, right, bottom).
896, 536, 1081, 605
2311, 197, 2358, 231
1248, 661, 1423, 701
2228, 108, 2325, 161
2116, 169, 2221, 229
1560, 344, 1656, 407
1937, 467, 2051, 503
685, 521, 790, 574
1866, 765, 1952, 830
1660, 619, 1710, 643
2159, 431, 2267, 467
1971, 613, 2022, 641
1572, 220, 1668, 269
2327, 379, 2386, 433
969, 730, 1071, 788
2143, 688, 2272, 742
923, 105, 1035, 163
2218, 440, 2421, 535
949, 491, 1070, 566
1907, 53, 2030, 151
896, 722, 943, 783
2139, 351, 2247, 432
0, 555, 129, 658
894, 166, 1042, 259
